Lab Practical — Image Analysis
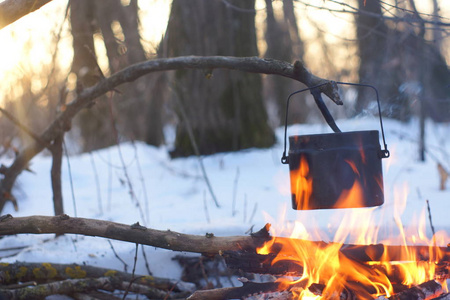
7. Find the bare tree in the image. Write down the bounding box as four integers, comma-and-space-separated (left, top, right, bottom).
164, 0, 275, 157
264, 0, 307, 126
356, 0, 450, 123
70, 0, 164, 151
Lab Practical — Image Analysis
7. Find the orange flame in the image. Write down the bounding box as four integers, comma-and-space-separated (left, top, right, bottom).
290, 155, 313, 210
261, 169, 448, 298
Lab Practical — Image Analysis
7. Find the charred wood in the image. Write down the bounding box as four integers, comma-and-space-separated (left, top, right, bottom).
223, 250, 450, 281
386, 279, 443, 300
187, 281, 283, 300
223, 251, 303, 276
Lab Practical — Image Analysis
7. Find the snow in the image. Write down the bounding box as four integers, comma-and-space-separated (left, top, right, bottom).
1, 118, 449, 282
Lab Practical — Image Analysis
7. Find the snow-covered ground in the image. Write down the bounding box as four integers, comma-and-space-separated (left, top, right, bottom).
1, 118, 449, 281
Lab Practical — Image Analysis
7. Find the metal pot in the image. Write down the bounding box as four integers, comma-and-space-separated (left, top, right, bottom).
281, 83, 390, 210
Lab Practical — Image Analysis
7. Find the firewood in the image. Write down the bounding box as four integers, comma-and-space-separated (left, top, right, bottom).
0, 261, 195, 292
0, 277, 116, 300
0, 276, 188, 300
386, 280, 443, 300
73, 291, 123, 300
0, 216, 448, 264
187, 281, 285, 300
223, 250, 450, 281
223, 250, 303, 275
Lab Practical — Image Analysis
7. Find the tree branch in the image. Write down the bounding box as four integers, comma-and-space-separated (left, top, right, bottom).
0, 0, 53, 30
0, 214, 259, 254
0, 215, 447, 263
0, 56, 341, 213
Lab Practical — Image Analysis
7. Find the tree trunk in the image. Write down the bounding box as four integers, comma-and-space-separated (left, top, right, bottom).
70, 0, 98, 88
165, 0, 275, 157
264, 0, 307, 126
356, 0, 450, 122
72, 0, 165, 151
70, 0, 116, 152
356, 0, 392, 113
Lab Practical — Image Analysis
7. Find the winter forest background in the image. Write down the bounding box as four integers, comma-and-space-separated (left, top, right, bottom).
1, 0, 449, 160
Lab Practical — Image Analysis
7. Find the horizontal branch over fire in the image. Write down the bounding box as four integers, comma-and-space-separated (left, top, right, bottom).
0, 215, 448, 263
0, 55, 340, 213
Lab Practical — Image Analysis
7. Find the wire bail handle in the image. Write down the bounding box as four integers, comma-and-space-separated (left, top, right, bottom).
281, 82, 390, 164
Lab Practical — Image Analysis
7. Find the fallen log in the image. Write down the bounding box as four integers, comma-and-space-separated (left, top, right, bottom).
0, 261, 195, 292
0, 277, 117, 300
0, 276, 190, 300
0, 215, 448, 262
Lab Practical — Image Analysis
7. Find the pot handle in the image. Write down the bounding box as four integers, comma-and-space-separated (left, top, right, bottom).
281, 82, 390, 164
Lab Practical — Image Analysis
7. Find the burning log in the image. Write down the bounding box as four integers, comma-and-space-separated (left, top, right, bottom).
1, 216, 448, 299
187, 281, 283, 300
223, 251, 303, 276
383, 280, 443, 300
0, 216, 447, 263
261, 237, 449, 263
187, 279, 449, 300
223, 251, 450, 281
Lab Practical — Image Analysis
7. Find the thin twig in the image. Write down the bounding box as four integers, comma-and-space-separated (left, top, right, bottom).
141, 245, 152, 275
249, 201, 258, 224
89, 152, 103, 215
243, 194, 247, 223
122, 243, 139, 300
232, 167, 240, 217
0, 107, 45, 145
107, 97, 147, 225
203, 190, 210, 224
30, 2, 70, 101
198, 257, 212, 287
107, 240, 128, 273
132, 141, 150, 222
107, 150, 112, 211
173, 95, 221, 208
63, 140, 77, 218
426, 199, 437, 248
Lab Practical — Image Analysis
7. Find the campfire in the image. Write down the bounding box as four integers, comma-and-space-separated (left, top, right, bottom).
206, 86, 450, 300
219, 198, 449, 299
215, 181, 450, 300
218, 147, 449, 299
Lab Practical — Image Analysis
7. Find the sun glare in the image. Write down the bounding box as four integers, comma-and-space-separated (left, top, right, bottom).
0, 0, 171, 104
0, 0, 70, 101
